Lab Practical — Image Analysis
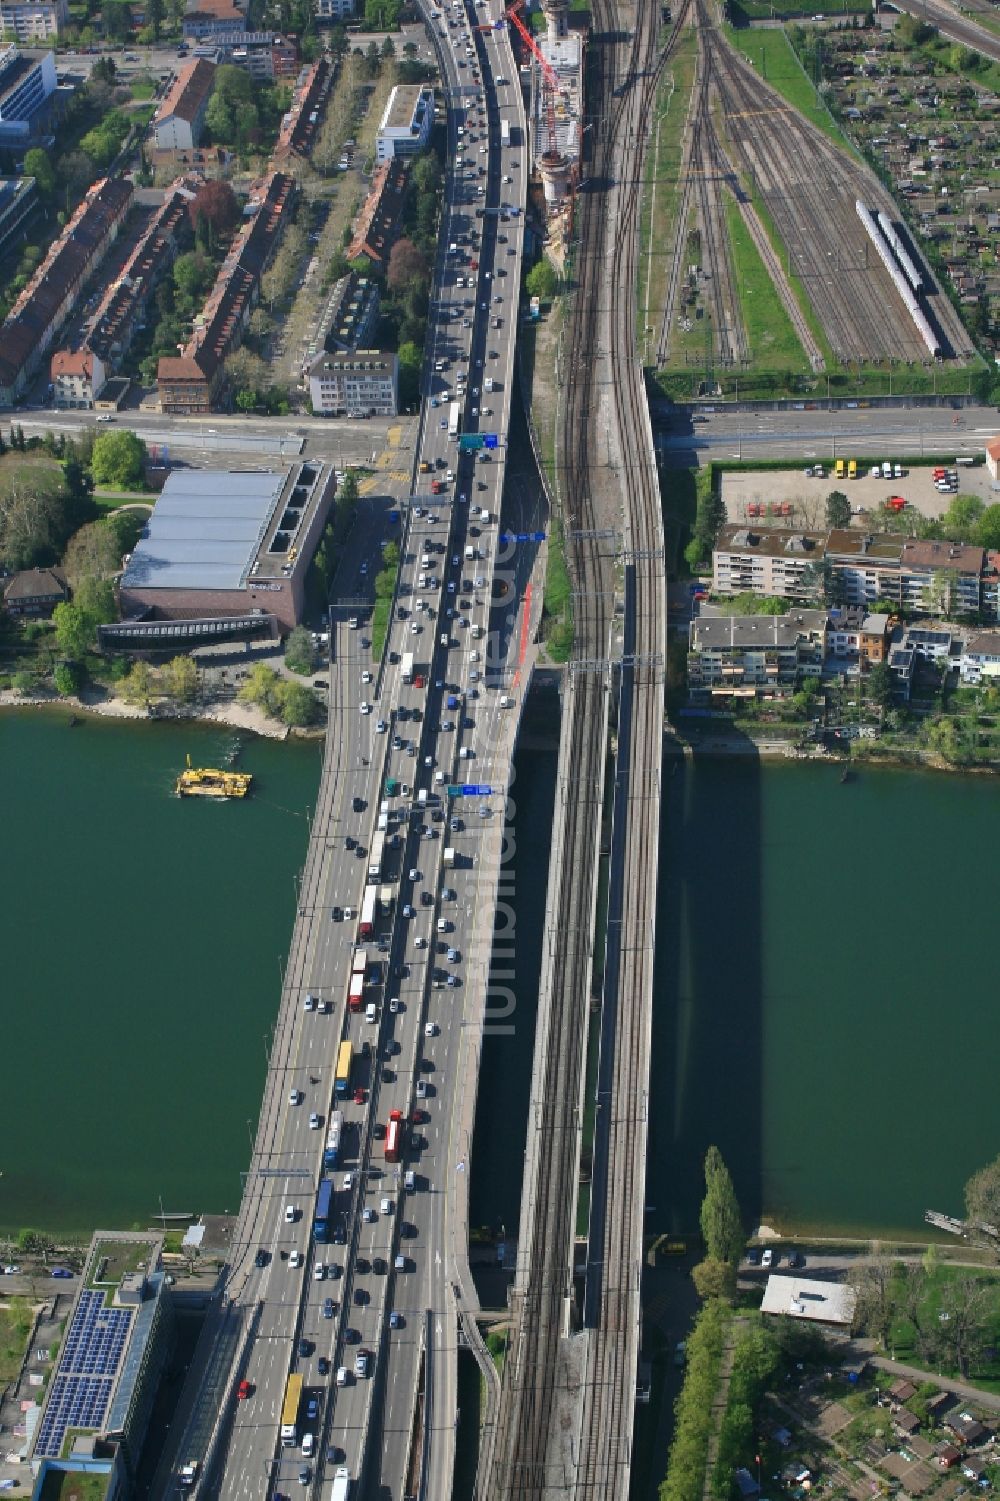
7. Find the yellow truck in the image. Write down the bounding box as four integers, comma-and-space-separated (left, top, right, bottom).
848, 459, 858, 480
835, 458, 846, 479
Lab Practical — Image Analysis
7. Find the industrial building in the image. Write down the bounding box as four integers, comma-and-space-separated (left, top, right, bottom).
308, 348, 398, 416
118, 463, 337, 635
30, 1231, 174, 1487
375, 84, 434, 163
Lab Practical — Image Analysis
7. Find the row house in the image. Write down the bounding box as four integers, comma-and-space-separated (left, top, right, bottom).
52, 177, 198, 408
687, 608, 828, 696
347, 160, 408, 272
158, 170, 295, 414
0, 174, 132, 405
273, 57, 331, 160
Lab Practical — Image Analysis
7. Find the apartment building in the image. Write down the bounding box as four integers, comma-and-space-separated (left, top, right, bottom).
158, 170, 295, 413
824, 605, 891, 665
375, 84, 433, 163
314, 0, 355, 21
308, 349, 398, 416
181, 0, 243, 38
273, 56, 331, 159
209, 30, 298, 80
152, 58, 215, 152
0, 43, 57, 149
51, 177, 197, 406
712, 524, 827, 599
714, 526, 990, 620
315, 273, 379, 353
960, 632, 1000, 684
0, 0, 66, 42
0, 174, 131, 405
347, 160, 407, 270
687, 607, 828, 696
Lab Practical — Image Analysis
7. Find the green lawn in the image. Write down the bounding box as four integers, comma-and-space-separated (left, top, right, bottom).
724, 195, 812, 374
889, 1263, 1000, 1393
89, 1238, 149, 1290
722, 25, 855, 151
734, 0, 867, 17
541, 516, 573, 661
0, 1298, 33, 1385
39, 1469, 111, 1501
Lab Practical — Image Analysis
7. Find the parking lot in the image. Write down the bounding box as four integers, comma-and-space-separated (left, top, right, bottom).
721, 461, 1000, 531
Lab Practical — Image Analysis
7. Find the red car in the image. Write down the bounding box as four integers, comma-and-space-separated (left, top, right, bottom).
237, 1379, 252, 1400
354, 1087, 366, 1105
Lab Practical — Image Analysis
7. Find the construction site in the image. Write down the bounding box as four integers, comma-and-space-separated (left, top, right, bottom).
507, 0, 585, 251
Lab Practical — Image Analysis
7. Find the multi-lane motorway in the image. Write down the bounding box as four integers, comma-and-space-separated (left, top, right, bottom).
157, 3, 530, 1498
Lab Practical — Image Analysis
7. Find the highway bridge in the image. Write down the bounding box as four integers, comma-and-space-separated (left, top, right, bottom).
153, 0, 534, 1495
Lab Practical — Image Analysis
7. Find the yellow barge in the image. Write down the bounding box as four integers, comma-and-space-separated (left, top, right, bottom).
175, 754, 252, 799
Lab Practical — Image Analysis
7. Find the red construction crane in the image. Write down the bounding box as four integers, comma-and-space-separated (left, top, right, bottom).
505, 0, 561, 156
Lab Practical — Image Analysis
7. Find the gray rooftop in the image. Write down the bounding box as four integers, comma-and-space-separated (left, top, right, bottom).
692, 609, 828, 652
121, 470, 287, 593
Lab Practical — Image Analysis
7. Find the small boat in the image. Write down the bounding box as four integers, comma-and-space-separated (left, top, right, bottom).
175, 754, 252, 799
840, 768, 854, 784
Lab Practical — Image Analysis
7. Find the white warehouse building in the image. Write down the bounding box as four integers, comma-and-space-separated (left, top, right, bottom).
375, 84, 433, 163
308, 349, 398, 417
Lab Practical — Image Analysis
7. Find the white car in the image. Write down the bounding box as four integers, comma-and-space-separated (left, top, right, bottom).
285, 1205, 297, 1223
343, 1171, 354, 1190
415, 935, 428, 948
425, 1022, 437, 1036
314, 1262, 325, 1280
389, 997, 401, 1013
362, 670, 372, 683
309, 1112, 321, 1130
376, 719, 387, 734
289, 1089, 303, 1106
360, 702, 372, 715
289, 1250, 303, 1268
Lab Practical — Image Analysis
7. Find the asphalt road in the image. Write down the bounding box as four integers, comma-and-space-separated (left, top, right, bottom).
657, 402, 1000, 467
156, 4, 531, 1496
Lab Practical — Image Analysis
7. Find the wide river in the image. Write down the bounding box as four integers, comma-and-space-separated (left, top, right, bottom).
3, 711, 997, 1241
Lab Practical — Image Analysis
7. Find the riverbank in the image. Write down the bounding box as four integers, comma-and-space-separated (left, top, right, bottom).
0, 685, 311, 741
666, 730, 999, 775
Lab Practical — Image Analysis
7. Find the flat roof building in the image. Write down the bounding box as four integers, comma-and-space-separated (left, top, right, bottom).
760, 1274, 856, 1328
30, 1232, 173, 1486
119, 462, 337, 633
375, 84, 433, 163
309, 348, 398, 417
315, 273, 379, 355
0, 0, 66, 40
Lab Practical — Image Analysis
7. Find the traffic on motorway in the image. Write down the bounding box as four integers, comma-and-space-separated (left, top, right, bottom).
174, 1, 528, 1497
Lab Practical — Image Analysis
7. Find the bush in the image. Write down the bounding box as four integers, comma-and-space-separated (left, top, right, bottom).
660, 1301, 728, 1501
53, 661, 81, 696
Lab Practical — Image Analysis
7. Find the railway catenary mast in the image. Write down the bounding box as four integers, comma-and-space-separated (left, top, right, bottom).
855, 200, 940, 357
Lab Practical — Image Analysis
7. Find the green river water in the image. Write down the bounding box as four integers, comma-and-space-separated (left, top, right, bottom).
2, 710, 997, 1242
0, 709, 320, 1235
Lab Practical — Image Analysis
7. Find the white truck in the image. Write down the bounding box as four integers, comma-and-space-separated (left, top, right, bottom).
329, 1468, 351, 1501
401, 651, 415, 684
444, 846, 456, 867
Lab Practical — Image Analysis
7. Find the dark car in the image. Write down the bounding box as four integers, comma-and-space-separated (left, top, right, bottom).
298, 1337, 313, 1358
745, 1249, 761, 1266
785, 1250, 806, 1269
373, 1256, 387, 1275
255, 1248, 269, 1267
323, 1297, 335, 1318
354, 1287, 368, 1305
355, 1256, 371, 1275
50, 1268, 73, 1279
352, 796, 365, 812
317, 1357, 330, 1377
328, 1445, 345, 1465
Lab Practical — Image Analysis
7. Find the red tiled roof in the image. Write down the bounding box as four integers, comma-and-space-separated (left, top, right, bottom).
157, 58, 216, 127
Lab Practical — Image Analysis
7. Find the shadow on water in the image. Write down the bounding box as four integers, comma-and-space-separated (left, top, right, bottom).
648, 735, 765, 1236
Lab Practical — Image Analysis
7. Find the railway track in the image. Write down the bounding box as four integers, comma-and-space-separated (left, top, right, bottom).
486, 0, 667, 1494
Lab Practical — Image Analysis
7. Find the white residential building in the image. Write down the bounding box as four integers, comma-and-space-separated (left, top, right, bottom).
309, 349, 398, 417
314, 0, 354, 17
375, 84, 433, 163
0, 0, 66, 41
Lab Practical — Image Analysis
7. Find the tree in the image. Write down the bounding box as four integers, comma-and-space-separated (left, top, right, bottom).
173, 249, 216, 302
937, 1276, 991, 1378
58, 150, 98, 194
205, 92, 235, 145
239, 662, 284, 717
161, 655, 199, 704
699, 1146, 744, 1267
52, 601, 98, 659
387, 236, 428, 292
849, 1253, 897, 1345
90, 430, 147, 490
525, 259, 558, 301
53, 660, 81, 696
691, 1257, 736, 1302
119, 660, 153, 707
23, 147, 54, 196
62, 519, 122, 588
965, 1153, 1000, 1239
103, 0, 132, 40
825, 489, 851, 529
941, 494, 984, 543
397, 340, 422, 409
280, 680, 319, 727
867, 661, 894, 709
976, 504, 1000, 552
146, 0, 162, 39
285, 626, 316, 675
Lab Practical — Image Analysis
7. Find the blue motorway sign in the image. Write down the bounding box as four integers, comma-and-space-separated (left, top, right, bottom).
499, 531, 547, 544
483, 434, 499, 450
447, 784, 493, 797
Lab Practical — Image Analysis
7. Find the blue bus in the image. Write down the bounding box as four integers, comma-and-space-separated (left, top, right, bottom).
313, 1178, 333, 1242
